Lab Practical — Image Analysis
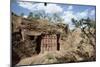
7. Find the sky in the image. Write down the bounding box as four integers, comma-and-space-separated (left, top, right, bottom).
11, 1, 96, 29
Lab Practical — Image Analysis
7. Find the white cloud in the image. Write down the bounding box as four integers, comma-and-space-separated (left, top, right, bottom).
62, 11, 77, 29
62, 9, 90, 29
63, 11, 77, 23
76, 9, 89, 19
45, 4, 63, 14
62, 9, 90, 24
90, 10, 95, 16
18, 2, 63, 14
18, 2, 34, 10
67, 6, 73, 10
17, 1, 95, 29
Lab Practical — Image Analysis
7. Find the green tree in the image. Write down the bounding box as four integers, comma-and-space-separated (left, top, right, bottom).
52, 13, 63, 22
71, 17, 96, 50
32, 10, 46, 19
20, 13, 24, 17
71, 18, 80, 27
28, 12, 33, 19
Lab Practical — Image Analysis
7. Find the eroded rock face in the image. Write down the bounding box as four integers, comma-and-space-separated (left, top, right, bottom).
17, 47, 95, 65
12, 31, 37, 65
16, 27, 96, 66
12, 14, 96, 66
